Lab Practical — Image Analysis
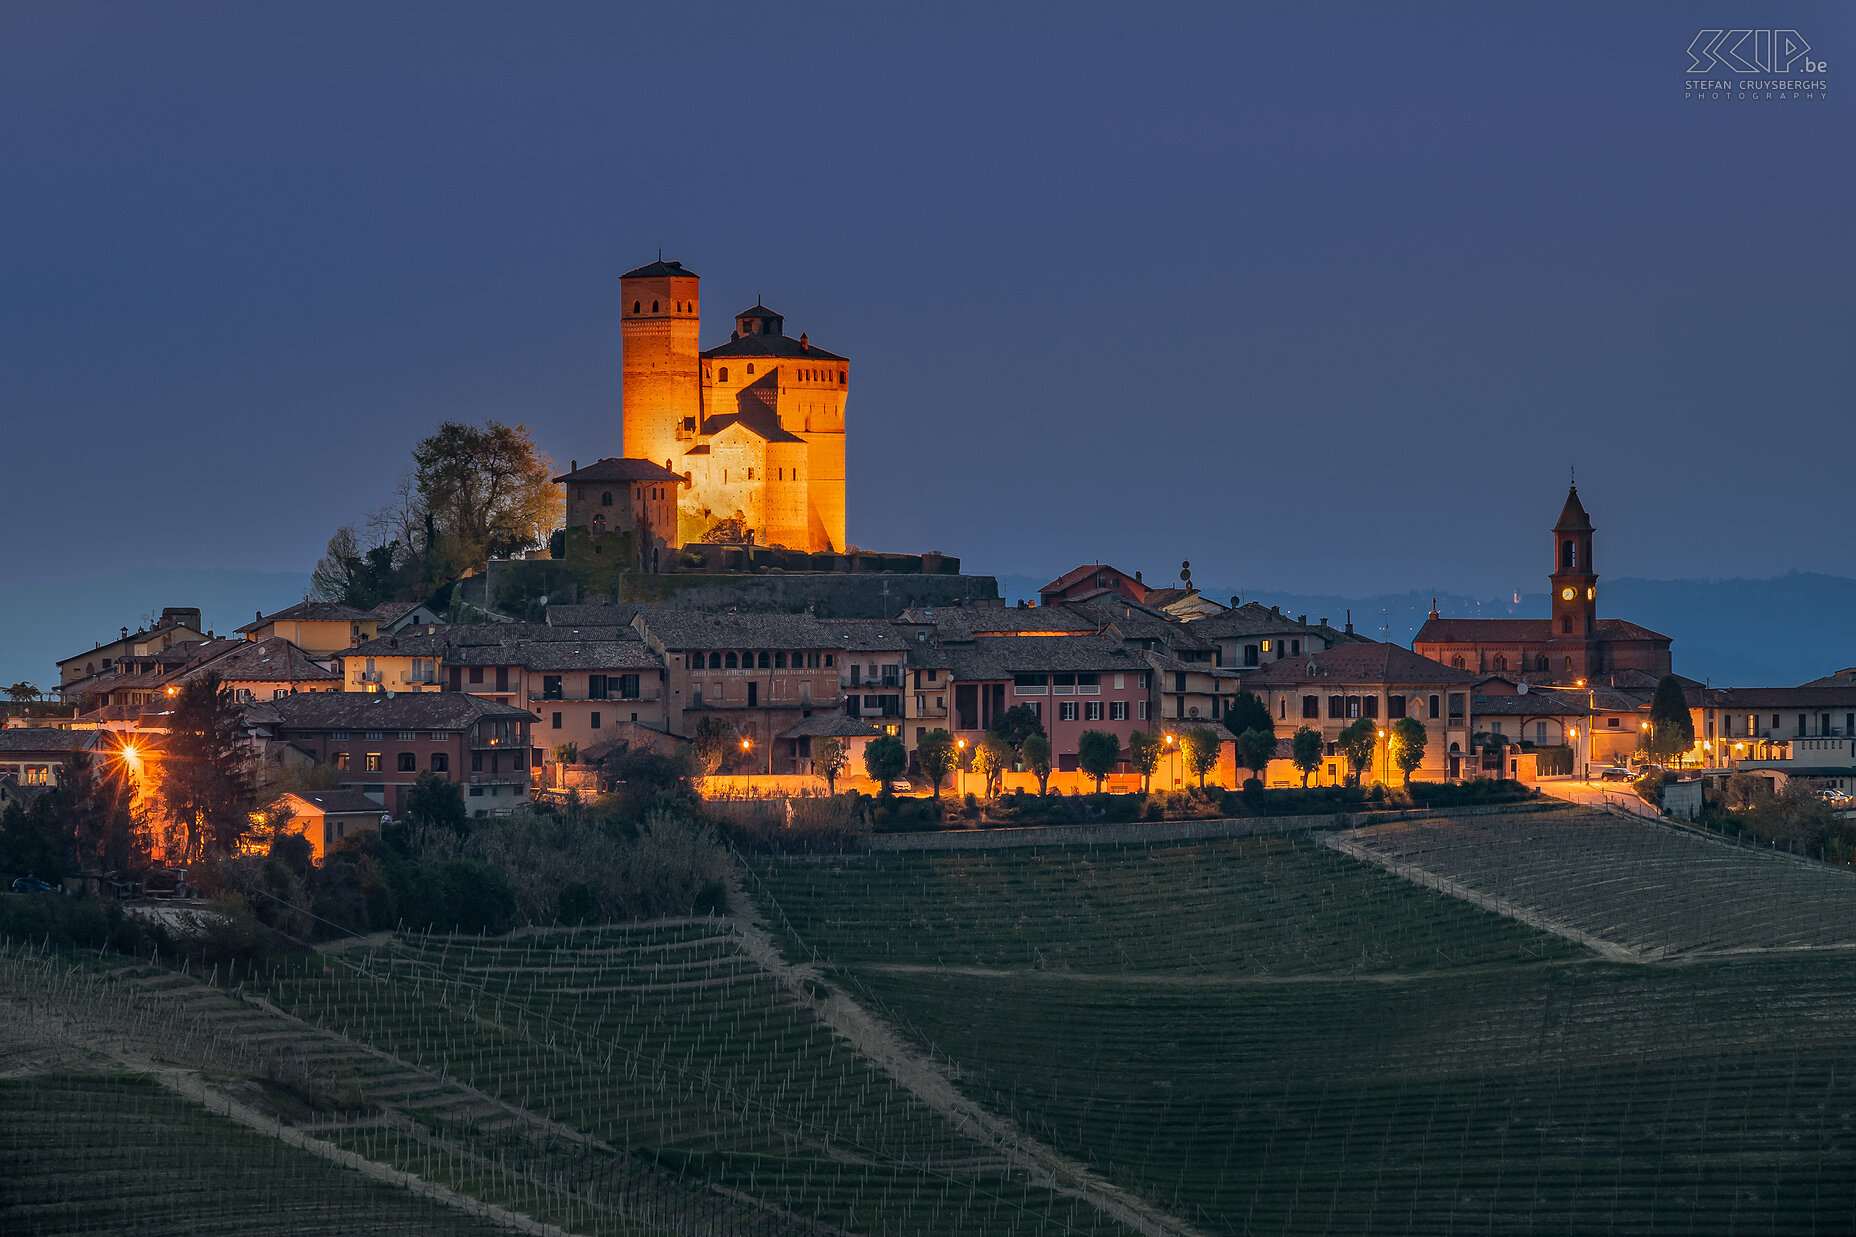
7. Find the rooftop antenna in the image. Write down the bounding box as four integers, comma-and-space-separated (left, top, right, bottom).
1570, 464, 1576, 487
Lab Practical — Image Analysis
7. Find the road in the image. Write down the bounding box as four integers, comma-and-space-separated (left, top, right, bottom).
1537, 775, 1663, 820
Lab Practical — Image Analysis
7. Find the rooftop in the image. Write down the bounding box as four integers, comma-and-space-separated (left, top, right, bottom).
554, 457, 686, 484
1242, 642, 1481, 687
621, 258, 697, 280
249, 692, 535, 730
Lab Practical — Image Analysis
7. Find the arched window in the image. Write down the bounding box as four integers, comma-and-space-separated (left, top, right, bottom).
1565, 656, 1573, 671
708, 652, 721, 669
718, 366, 728, 382
1451, 655, 1465, 669
1563, 539, 1575, 570
601, 491, 613, 507
746, 364, 754, 375
652, 300, 659, 312
1493, 655, 1506, 671
632, 301, 640, 314
591, 514, 605, 534
1536, 655, 1549, 671
725, 652, 738, 668
774, 652, 787, 668
757, 652, 770, 668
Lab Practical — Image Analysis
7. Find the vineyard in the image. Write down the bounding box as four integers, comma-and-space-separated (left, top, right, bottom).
753, 814, 1856, 1234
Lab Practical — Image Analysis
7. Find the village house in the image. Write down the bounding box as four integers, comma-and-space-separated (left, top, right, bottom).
56, 606, 207, 690
239, 601, 380, 655
942, 634, 1152, 774
257, 790, 388, 862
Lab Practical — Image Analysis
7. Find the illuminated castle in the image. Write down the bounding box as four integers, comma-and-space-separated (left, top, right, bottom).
619, 258, 847, 554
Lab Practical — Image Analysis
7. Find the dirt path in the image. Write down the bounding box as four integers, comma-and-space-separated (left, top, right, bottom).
857, 959, 1592, 984
727, 886, 1212, 1237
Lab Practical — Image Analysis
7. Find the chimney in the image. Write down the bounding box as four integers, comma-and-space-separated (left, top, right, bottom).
256, 610, 263, 622
800, 332, 810, 350
1298, 615, 1307, 626
1345, 608, 1354, 635
571, 459, 577, 472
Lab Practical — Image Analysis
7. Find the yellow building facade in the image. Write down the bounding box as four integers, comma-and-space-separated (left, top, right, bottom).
619, 259, 848, 553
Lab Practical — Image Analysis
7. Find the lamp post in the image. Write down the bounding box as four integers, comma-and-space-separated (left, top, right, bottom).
741, 737, 753, 796
956, 737, 967, 797
1165, 732, 1177, 789
1377, 727, 1387, 786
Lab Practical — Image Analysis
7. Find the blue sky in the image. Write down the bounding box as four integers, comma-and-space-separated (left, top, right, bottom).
3, 2, 1850, 599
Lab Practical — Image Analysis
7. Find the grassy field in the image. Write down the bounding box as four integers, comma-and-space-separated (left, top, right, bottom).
0, 1073, 515, 1236
751, 819, 1856, 1234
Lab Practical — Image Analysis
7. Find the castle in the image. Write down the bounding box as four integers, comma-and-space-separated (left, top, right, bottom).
618, 258, 847, 554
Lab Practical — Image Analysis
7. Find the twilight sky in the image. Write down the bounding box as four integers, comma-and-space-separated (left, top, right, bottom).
3, 3, 1850, 599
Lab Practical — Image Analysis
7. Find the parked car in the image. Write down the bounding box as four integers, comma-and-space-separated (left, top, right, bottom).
10, 876, 60, 894
1599, 765, 1632, 782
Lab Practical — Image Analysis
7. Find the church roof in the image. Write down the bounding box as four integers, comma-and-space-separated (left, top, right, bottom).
621, 259, 697, 279
703, 415, 805, 444
553, 457, 685, 484
700, 334, 848, 362
1555, 486, 1593, 531
1413, 616, 1671, 644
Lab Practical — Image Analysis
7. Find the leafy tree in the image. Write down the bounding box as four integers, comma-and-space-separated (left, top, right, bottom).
915, 729, 956, 798
1337, 718, 1377, 787
863, 734, 907, 792
1391, 717, 1429, 787
810, 736, 850, 793
988, 704, 1045, 752
691, 717, 741, 779
1291, 726, 1324, 786
0, 792, 74, 880
1236, 729, 1276, 786
1126, 730, 1164, 793
971, 734, 1012, 798
1181, 726, 1222, 788
6, 682, 40, 705
404, 770, 467, 833
1223, 691, 1274, 743
158, 672, 254, 861
1076, 729, 1120, 793
413, 419, 560, 569
64, 750, 147, 873
1645, 674, 1696, 767
1021, 734, 1053, 795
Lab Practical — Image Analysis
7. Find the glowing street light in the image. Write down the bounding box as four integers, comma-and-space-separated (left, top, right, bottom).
956, 738, 967, 796
741, 737, 753, 795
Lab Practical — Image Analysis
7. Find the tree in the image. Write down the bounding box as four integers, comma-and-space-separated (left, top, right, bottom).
988, 704, 1044, 753
1223, 691, 1274, 745
1181, 726, 1221, 788
691, 718, 741, 779
863, 734, 907, 792
6, 681, 40, 705
1076, 730, 1120, 793
915, 729, 956, 798
811, 736, 850, 794
1021, 734, 1053, 795
1645, 674, 1696, 767
1236, 728, 1276, 786
1391, 717, 1428, 787
62, 749, 146, 873
1126, 730, 1164, 793
1291, 726, 1324, 787
404, 770, 467, 834
971, 734, 1012, 798
158, 672, 254, 861
413, 419, 559, 569
1337, 718, 1377, 787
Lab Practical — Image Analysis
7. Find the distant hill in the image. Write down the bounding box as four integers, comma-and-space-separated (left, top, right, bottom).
1, 568, 310, 691
994, 571, 1855, 688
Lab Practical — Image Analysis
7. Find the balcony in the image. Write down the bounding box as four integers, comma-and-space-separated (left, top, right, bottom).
358, 671, 382, 684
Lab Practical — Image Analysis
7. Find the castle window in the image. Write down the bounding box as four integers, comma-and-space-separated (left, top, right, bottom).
840, 371, 846, 384
747, 468, 755, 480
708, 652, 721, 669
718, 367, 728, 381
774, 652, 787, 668
652, 300, 659, 312
725, 652, 738, 669
1562, 615, 1572, 634
1565, 657, 1573, 671
757, 652, 770, 668
601, 491, 613, 506
1451, 655, 1465, 669
1493, 655, 1506, 670
746, 364, 754, 375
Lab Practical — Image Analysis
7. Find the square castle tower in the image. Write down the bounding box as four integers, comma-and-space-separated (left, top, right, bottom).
619, 259, 847, 554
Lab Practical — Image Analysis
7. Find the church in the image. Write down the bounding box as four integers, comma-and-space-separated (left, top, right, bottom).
618, 258, 848, 554
1413, 485, 1672, 683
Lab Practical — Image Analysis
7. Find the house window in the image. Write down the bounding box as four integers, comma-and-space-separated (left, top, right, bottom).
1429, 695, 1441, 719
364, 753, 382, 772
365, 731, 382, 741
618, 674, 640, 698
719, 366, 728, 381
746, 364, 754, 374
1110, 701, 1128, 721
469, 667, 484, 684
471, 751, 483, 772
775, 652, 787, 668
431, 753, 448, 772
1329, 696, 1345, 719
1138, 701, 1149, 720
1261, 640, 1271, 653
1059, 701, 1079, 721
588, 675, 608, 699
1451, 656, 1466, 669
1607, 716, 1620, 728
725, 652, 738, 668
758, 651, 770, 668
1536, 655, 1549, 671
1303, 695, 1320, 719
398, 752, 416, 772
1085, 701, 1104, 721
590, 711, 601, 729
333, 751, 350, 770
1244, 645, 1259, 667
1448, 694, 1465, 719
332, 730, 349, 740
1387, 695, 1405, 718
551, 712, 562, 729
543, 675, 563, 699
1346, 696, 1361, 719
1363, 696, 1379, 719
1536, 722, 1548, 744
601, 491, 613, 506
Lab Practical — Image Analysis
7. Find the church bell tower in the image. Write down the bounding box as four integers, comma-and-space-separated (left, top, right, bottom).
1547, 482, 1598, 677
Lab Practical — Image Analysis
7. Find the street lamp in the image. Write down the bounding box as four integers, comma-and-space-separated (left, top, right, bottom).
1164, 733, 1177, 789
1377, 728, 1386, 786
956, 737, 967, 797
741, 737, 753, 795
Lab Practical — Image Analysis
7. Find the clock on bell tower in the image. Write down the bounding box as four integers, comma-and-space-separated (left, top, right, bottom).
1548, 480, 1598, 676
